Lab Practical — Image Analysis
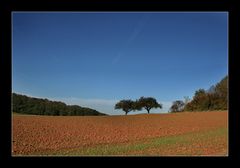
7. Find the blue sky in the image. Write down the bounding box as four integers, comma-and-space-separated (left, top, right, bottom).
12, 12, 228, 115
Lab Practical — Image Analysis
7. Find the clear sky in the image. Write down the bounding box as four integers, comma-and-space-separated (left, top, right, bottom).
12, 12, 228, 115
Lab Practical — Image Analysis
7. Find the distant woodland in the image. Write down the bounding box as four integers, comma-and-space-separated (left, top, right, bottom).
170, 75, 228, 112
12, 93, 107, 116
184, 75, 228, 111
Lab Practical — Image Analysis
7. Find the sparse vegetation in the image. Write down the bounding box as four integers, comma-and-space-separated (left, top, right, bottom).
49, 127, 227, 156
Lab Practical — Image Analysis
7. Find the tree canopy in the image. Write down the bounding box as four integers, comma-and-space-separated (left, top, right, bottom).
114, 100, 135, 115
115, 97, 162, 115
170, 100, 185, 113
136, 97, 162, 114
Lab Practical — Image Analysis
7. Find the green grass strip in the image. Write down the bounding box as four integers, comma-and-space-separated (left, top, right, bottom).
32, 127, 227, 156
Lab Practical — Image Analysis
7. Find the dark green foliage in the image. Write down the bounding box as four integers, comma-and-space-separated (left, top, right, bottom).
114, 100, 135, 115
115, 97, 162, 115
12, 93, 107, 116
184, 75, 228, 111
132, 99, 143, 111
136, 97, 162, 114
170, 100, 185, 113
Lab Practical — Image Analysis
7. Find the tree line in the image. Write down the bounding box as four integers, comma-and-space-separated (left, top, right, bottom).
12, 93, 107, 116
115, 75, 228, 115
13, 75, 227, 116
170, 75, 228, 112
115, 97, 162, 115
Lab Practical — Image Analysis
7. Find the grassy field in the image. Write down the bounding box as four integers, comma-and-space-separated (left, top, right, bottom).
12, 111, 228, 156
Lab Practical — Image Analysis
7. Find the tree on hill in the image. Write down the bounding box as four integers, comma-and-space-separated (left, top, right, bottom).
136, 97, 162, 114
114, 100, 135, 115
170, 100, 185, 113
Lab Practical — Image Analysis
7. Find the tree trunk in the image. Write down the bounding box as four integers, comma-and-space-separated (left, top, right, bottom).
147, 109, 150, 114
125, 112, 128, 115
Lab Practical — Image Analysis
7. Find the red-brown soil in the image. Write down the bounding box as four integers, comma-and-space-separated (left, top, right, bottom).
12, 111, 228, 155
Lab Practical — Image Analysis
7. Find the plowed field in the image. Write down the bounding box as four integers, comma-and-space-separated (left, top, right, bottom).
12, 111, 228, 156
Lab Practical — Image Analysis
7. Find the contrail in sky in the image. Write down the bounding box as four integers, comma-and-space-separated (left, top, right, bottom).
112, 13, 151, 65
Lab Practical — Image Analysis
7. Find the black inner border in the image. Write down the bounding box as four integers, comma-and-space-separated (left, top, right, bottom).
1, 0, 239, 166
